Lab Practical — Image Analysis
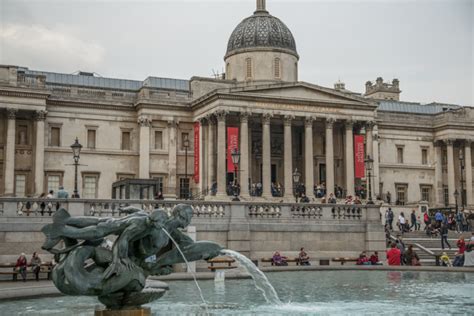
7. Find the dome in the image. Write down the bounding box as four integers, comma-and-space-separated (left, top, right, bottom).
225, 10, 298, 59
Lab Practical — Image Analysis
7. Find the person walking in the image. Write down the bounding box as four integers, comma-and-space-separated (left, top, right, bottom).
396, 236, 406, 265
386, 191, 391, 204
399, 212, 407, 233
435, 210, 443, 228
440, 223, 452, 250
15, 253, 28, 282
30, 252, 42, 281
387, 208, 394, 231
423, 211, 430, 231
410, 209, 417, 231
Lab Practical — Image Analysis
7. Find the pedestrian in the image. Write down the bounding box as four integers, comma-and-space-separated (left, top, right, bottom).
410, 209, 417, 231
298, 247, 310, 266
46, 190, 54, 198
396, 235, 406, 264
387, 208, 394, 230
399, 212, 407, 233
30, 252, 42, 281
15, 253, 28, 282
456, 211, 464, 232
440, 223, 452, 250
423, 211, 430, 230
57, 186, 69, 199
404, 244, 420, 266
386, 191, 391, 204
435, 210, 443, 228
386, 242, 401, 266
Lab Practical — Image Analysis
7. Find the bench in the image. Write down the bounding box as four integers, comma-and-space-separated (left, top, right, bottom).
0, 262, 53, 281
261, 257, 301, 266
207, 257, 237, 272
331, 257, 359, 265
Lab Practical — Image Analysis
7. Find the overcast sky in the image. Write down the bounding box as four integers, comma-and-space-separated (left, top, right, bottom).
0, 0, 472, 106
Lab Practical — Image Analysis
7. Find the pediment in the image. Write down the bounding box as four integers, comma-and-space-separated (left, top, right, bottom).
230, 82, 370, 106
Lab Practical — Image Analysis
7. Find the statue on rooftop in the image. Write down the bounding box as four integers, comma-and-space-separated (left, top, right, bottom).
41, 204, 222, 310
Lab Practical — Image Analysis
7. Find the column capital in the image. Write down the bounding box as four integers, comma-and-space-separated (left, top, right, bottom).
196, 117, 207, 126
206, 114, 217, 125
304, 116, 315, 127
167, 118, 178, 128
464, 139, 473, 146
283, 114, 294, 126
138, 115, 152, 127
239, 111, 251, 123
34, 110, 48, 121
445, 138, 455, 146
215, 110, 228, 122
7, 108, 18, 120
325, 117, 336, 128
365, 120, 376, 131
344, 119, 354, 129
261, 112, 273, 124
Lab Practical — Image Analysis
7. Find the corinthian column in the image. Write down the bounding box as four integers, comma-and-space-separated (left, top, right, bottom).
434, 141, 443, 206
4, 108, 17, 196
138, 115, 152, 179
215, 110, 227, 198
344, 120, 355, 197
304, 116, 315, 197
34, 110, 47, 195
283, 115, 294, 199
239, 112, 250, 198
167, 119, 178, 199
366, 121, 374, 158
465, 140, 473, 206
325, 118, 335, 197
446, 139, 455, 205
207, 115, 216, 195
261, 113, 273, 198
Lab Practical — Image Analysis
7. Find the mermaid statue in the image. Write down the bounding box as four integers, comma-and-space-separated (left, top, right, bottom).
41, 204, 222, 310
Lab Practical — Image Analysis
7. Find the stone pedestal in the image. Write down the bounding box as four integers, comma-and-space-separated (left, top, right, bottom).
95, 307, 151, 316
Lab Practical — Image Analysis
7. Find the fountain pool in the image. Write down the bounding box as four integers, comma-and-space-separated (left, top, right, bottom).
2, 270, 472, 315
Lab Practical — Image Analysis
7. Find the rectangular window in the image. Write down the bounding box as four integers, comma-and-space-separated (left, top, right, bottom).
154, 131, 163, 150
421, 186, 431, 202
396, 184, 407, 205
181, 132, 190, 150
443, 185, 449, 206
421, 148, 428, 165
47, 175, 60, 193
15, 174, 26, 197
152, 176, 164, 196
397, 147, 404, 164
274, 58, 281, 78
87, 129, 96, 149
246, 58, 252, 79
179, 178, 190, 199
83, 175, 98, 199
51, 127, 60, 147
121, 131, 131, 150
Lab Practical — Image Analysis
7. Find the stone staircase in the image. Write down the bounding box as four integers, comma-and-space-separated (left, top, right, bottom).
396, 231, 467, 266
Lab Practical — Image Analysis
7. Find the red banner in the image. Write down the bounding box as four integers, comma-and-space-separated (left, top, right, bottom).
227, 127, 239, 171
354, 135, 365, 178
193, 122, 200, 183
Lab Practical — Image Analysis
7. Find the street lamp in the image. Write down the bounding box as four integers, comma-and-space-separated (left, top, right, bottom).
183, 135, 190, 200
365, 155, 374, 204
70, 138, 82, 198
459, 148, 465, 207
292, 168, 301, 203
231, 148, 241, 201
454, 189, 459, 213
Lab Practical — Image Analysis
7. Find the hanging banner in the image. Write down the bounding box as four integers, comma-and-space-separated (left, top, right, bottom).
227, 127, 239, 171
193, 122, 200, 183
354, 135, 365, 178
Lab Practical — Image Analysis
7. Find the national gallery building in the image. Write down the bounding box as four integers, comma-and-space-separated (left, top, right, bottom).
0, 0, 473, 208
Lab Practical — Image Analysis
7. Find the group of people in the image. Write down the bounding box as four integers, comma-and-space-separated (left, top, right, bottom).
14, 252, 43, 282
271, 248, 311, 266
19, 187, 69, 216
386, 237, 422, 266
356, 251, 381, 265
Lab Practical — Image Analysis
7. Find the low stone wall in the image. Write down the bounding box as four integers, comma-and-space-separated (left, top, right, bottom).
0, 198, 385, 264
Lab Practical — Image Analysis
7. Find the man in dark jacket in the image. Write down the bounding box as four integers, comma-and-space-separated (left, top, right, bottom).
410, 209, 417, 231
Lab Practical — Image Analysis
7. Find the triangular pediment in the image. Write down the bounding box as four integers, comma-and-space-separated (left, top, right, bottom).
229, 82, 370, 106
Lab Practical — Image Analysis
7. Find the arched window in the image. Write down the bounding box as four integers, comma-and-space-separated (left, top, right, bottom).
246, 58, 252, 80
274, 58, 281, 78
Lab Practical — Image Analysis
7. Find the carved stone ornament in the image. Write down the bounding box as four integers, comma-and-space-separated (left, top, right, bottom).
365, 121, 375, 131
345, 119, 354, 129
304, 116, 315, 127
137, 116, 152, 127
445, 139, 455, 146
206, 114, 217, 125
7, 108, 18, 120
215, 110, 228, 122
262, 112, 273, 124
167, 119, 178, 128
283, 115, 294, 126
239, 111, 251, 123
35, 110, 48, 121
325, 117, 336, 128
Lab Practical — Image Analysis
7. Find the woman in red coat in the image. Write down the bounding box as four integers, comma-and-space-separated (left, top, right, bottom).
15, 253, 28, 281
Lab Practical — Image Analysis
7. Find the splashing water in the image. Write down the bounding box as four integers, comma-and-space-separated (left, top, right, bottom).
161, 228, 209, 315
221, 249, 281, 305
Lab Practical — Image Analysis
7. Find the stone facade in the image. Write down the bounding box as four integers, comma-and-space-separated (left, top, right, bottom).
0, 1, 473, 209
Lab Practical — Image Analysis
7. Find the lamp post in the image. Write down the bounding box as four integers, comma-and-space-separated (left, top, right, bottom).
454, 189, 459, 214
459, 148, 465, 207
183, 135, 190, 200
70, 138, 82, 198
365, 155, 374, 204
231, 149, 241, 201
292, 168, 301, 203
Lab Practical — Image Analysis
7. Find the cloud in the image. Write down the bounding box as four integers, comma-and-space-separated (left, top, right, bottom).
0, 23, 105, 72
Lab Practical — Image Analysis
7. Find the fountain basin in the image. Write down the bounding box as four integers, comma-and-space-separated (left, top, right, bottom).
1, 270, 472, 315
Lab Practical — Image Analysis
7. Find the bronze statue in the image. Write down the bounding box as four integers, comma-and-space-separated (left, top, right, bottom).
41, 204, 222, 310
